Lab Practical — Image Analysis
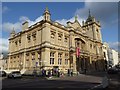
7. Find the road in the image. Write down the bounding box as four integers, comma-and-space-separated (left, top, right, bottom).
1, 75, 102, 90
85, 71, 120, 90
1, 72, 120, 90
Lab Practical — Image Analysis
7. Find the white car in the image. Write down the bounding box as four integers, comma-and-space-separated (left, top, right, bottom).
7, 71, 22, 79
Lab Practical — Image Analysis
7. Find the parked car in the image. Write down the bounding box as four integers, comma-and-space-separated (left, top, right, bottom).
7, 71, 22, 79
0, 71, 6, 77
107, 67, 119, 74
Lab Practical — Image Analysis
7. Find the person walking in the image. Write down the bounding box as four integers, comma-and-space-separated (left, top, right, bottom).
48, 69, 52, 78
67, 69, 70, 76
57, 71, 60, 77
70, 70, 73, 76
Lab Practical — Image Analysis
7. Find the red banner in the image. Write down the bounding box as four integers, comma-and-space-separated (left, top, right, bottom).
76, 47, 80, 57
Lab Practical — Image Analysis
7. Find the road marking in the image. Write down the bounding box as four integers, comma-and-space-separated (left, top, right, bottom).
88, 84, 102, 90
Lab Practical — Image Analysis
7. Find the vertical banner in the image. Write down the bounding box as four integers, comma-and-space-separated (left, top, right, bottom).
76, 47, 80, 58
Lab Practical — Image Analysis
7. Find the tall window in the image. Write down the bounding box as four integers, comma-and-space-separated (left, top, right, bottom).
26, 53, 29, 61
51, 31, 55, 43
19, 39, 21, 46
90, 44, 92, 49
31, 53, 35, 60
58, 35, 62, 41
32, 32, 36, 41
26, 53, 29, 68
58, 53, 62, 65
104, 52, 106, 59
75, 40, 80, 47
50, 52, 54, 64
58, 33, 62, 41
65, 53, 68, 65
64, 35, 68, 45
38, 52, 41, 66
27, 34, 31, 43
51, 32, 55, 39
96, 29, 100, 40
15, 41, 18, 46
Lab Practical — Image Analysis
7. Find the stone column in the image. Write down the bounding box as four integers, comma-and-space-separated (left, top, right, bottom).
73, 53, 77, 74
62, 52, 65, 73
41, 48, 50, 70
23, 52, 26, 70
41, 23, 50, 44
55, 51, 58, 67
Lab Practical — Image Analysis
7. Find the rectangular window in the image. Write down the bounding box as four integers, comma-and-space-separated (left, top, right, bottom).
50, 58, 54, 64
65, 59, 68, 65
50, 31, 56, 44
65, 37, 67, 42
104, 52, 106, 58
51, 33, 55, 39
15, 41, 18, 46
50, 52, 54, 64
19, 39, 21, 46
58, 53, 62, 65
58, 35, 62, 41
27, 34, 31, 42
65, 53, 68, 65
32, 32, 36, 41
38, 53, 41, 59
31, 53, 35, 60
58, 33, 62, 41
64, 35, 68, 44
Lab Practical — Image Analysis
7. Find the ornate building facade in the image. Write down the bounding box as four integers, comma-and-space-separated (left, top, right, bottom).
7, 8, 105, 74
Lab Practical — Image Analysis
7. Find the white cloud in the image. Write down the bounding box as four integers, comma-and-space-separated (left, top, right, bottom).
2, 16, 43, 32
2, 6, 9, 13
19, 16, 29, 23
108, 42, 120, 51
19, 16, 43, 26
2, 22, 22, 32
28, 16, 43, 26
75, 2, 117, 27
0, 38, 9, 53
55, 16, 85, 26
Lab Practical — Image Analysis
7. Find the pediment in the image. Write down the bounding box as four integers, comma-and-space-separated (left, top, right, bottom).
67, 20, 82, 30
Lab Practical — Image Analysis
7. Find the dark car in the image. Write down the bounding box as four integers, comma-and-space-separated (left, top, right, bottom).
7, 71, 22, 79
107, 68, 119, 74
0, 71, 6, 77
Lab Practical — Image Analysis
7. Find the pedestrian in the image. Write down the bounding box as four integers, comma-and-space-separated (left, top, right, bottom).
67, 69, 70, 76
42, 69, 46, 77
84, 68, 86, 74
71, 70, 73, 76
44, 70, 46, 77
48, 69, 51, 78
57, 71, 60, 77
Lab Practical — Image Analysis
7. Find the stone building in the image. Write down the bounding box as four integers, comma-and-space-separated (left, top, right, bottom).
110, 49, 118, 66
7, 8, 105, 74
0, 53, 8, 71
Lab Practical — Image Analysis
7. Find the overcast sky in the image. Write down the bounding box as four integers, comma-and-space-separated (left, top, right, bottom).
1, 2, 119, 54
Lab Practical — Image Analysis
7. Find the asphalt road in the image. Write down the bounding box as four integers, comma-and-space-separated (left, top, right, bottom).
85, 71, 120, 90
1, 72, 120, 90
1, 75, 101, 90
